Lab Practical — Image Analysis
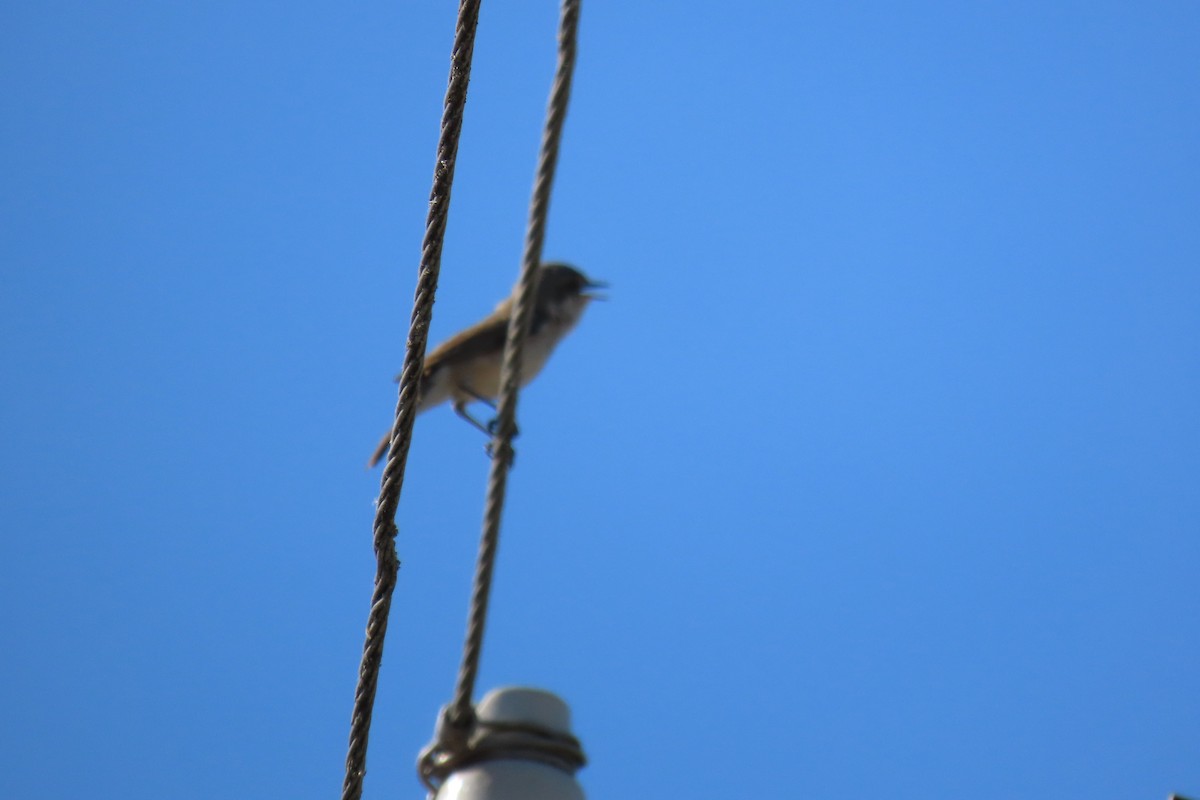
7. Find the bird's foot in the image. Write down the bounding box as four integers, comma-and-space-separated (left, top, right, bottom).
484, 439, 517, 468
485, 417, 520, 438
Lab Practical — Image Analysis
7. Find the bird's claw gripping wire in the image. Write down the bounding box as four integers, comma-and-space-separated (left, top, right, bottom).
486, 417, 519, 438
484, 420, 518, 467
484, 441, 517, 467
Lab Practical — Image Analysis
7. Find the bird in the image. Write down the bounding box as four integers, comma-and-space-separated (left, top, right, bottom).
367, 262, 604, 467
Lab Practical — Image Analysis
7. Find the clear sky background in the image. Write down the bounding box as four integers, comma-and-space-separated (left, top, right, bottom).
2, 2, 1197, 798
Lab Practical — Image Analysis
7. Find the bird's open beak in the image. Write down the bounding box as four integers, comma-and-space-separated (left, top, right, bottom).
583, 279, 609, 300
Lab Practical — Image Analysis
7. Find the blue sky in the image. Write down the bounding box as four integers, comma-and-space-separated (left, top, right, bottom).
2, 2, 1197, 798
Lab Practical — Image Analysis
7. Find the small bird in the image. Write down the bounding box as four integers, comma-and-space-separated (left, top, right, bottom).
368, 262, 604, 467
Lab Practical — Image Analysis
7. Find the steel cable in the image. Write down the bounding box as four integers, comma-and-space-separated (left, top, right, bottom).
417, 1, 582, 790
341, 2, 482, 798
450, 0, 581, 734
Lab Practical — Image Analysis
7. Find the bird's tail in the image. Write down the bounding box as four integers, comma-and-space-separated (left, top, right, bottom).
367, 369, 433, 468
366, 431, 392, 469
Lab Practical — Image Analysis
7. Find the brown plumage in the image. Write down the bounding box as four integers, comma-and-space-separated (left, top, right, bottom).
367, 263, 603, 467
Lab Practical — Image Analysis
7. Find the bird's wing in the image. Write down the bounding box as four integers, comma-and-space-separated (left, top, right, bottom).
391, 301, 512, 382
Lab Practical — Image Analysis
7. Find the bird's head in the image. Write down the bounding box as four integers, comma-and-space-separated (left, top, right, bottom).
536, 262, 606, 324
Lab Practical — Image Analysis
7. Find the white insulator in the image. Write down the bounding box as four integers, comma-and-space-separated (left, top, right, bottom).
434, 687, 585, 800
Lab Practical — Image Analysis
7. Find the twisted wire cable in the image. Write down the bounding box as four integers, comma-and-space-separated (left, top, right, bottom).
341, 2, 482, 798
449, 0, 581, 731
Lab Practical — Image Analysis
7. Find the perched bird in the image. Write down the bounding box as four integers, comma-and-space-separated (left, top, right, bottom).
368, 262, 604, 467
